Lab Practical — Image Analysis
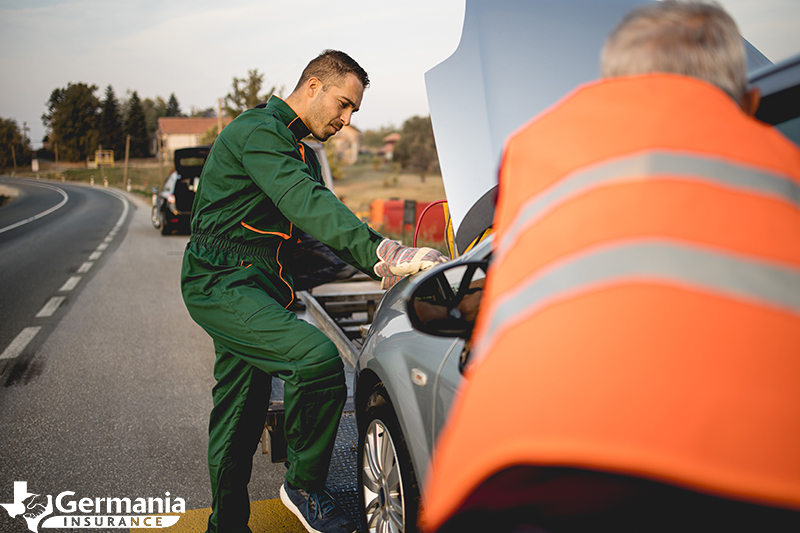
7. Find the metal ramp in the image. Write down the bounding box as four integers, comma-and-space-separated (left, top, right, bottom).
326, 412, 361, 526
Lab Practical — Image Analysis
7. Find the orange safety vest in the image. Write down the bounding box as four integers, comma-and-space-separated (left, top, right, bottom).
422, 73, 800, 531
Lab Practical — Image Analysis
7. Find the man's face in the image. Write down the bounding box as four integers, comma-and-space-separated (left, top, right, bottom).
305, 73, 364, 141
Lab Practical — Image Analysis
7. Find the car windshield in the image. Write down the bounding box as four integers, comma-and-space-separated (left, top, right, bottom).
776, 117, 800, 148
442, 264, 486, 292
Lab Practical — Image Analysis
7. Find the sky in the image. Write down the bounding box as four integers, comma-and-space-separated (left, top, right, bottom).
1, 0, 798, 150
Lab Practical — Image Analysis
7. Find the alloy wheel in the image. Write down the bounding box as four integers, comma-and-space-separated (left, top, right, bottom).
361, 418, 405, 533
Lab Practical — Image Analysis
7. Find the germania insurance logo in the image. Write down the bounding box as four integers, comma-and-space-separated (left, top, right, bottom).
1, 482, 185, 532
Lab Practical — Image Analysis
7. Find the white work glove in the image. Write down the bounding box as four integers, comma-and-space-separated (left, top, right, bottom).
374, 239, 449, 290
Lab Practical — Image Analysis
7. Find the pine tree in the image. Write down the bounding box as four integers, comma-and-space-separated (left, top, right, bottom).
98, 85, 124, 157
125, 91, 149, 158
166, 93, 183, 117
42, 82, 100, 162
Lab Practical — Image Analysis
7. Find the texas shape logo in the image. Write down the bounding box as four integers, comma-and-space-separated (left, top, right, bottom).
2, 481, 184, 530
1, 481, 53, 533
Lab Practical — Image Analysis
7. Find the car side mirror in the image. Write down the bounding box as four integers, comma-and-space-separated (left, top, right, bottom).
406, 260, 487, 339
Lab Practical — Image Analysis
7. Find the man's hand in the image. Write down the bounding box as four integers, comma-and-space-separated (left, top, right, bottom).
374, 239, 449, 289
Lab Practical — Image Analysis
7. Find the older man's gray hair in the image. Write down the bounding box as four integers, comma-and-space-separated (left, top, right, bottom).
601, 1, 747, 102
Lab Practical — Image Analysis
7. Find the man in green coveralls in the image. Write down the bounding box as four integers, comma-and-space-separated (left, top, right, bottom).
181, 50, 446, 533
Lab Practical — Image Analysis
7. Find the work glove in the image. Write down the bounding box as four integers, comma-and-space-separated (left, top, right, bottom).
374, 239, 449, 290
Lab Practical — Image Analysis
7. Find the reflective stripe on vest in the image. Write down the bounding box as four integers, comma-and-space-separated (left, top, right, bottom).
494, 150, 800, 268
474, 238, 800, 362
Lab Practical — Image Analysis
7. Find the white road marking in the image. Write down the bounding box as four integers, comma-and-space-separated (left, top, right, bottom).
0, 184, 132, 367
96, 187, 130, 230
0, 327, 41, 360
36, 296, 65, 318
0, 181, 69, 235
59, 276, 81, 292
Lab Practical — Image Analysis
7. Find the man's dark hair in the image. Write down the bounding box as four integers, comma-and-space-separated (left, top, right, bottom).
293, 49, 370, 92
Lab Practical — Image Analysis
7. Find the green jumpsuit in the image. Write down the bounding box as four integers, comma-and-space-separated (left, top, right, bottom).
180, 96, 383, 533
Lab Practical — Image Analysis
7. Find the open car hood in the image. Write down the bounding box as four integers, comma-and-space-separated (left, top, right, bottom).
425, 0, 772, 253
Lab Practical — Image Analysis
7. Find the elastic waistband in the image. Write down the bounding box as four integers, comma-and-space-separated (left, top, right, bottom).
190, 233, 275, 257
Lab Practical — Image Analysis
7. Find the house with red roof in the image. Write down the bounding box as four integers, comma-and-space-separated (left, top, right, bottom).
157, 117, 232, 159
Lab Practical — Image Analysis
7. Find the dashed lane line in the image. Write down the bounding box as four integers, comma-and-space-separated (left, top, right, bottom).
0, 327, 41, 360
0, 183, 133, 365
59, 276, 81, 292
35, 296, 65, 318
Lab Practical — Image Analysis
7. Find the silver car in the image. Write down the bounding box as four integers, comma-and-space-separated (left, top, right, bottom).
352, 1, 800, 531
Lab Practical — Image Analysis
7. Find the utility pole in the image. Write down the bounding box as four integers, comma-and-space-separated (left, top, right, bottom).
98, 144, 104, 184
158, 131, 165, 177
22, 122, 29, 169
123, 134, 131, 189
11, 145, 16, 176
217, 98, 223, 140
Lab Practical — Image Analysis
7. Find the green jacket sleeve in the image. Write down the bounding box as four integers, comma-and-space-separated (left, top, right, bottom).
241, 121, 383, 274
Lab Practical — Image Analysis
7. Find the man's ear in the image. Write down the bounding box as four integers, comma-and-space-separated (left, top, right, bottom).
307, 77, 323, 98
740, 86, 761, 117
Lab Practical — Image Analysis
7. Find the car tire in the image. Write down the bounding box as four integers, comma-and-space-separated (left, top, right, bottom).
160, 209, 170, 236
151, 205, 162, 229
358, 388, 420, 533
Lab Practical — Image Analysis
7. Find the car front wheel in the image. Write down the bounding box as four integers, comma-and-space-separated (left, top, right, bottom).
151, 205, 162, 228
159, 209, 171, 236
358, 390, 420, 533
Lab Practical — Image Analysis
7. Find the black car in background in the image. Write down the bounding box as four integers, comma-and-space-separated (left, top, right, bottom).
151, 146, 210, 235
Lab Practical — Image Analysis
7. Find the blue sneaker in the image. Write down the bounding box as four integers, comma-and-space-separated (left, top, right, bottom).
280, 481, 357, 533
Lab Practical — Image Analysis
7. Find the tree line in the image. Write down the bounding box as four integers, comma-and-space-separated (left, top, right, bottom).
361, 116, 439, 180
0, 117, 32, 170
30, 69, 275, 164
0, 68, 438, 171
37, 84, 189, 163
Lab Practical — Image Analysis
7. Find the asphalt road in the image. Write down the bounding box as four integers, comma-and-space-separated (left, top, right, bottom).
0, 178, 292, 532
0, 177, 126, 378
